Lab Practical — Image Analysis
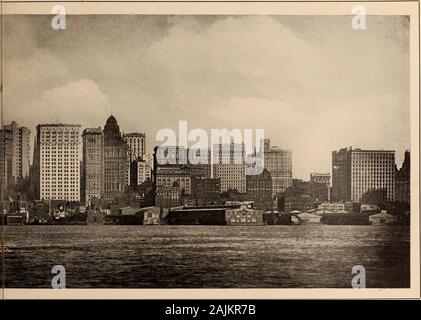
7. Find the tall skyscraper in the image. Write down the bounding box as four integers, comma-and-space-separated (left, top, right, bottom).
82, 127, 104, 206
103, 116, 129, 203
35, 124, 81, 201
123, 132, 146, 161
0, 126, 13, 191
263, 139, 292, 196
332, 147, 395, 202
0, 121, 31, 190
122, 132, 146, 187
212, 142, 246, 193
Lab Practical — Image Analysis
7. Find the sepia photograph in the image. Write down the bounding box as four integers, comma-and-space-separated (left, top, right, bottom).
0, 1, 419, 299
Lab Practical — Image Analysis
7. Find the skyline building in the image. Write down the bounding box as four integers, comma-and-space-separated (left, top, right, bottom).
35, 124, 81, 201
263, 138, 292, 196
191, 176, 221, 206
246, 168, 273, 211
155, 166, 192, 195
123, 132, 146, 161
82, 127, 104, 206
309, 172, 331, 202
0, 126, 13, 192
103, 115, 129, 203
0, 121, 31, 190
155, 184, 181, 208
332, 147, 395, 202
130, 158, 152, 186
189, 148, 211, 179
212, 142, 246, 193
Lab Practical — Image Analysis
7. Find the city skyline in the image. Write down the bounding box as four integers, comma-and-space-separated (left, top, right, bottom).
3, 114, 405, 206
4, 15, 410, 179
1, 117, 409, 177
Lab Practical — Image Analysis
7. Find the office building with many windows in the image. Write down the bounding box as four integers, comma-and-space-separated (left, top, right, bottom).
332, 147, 395, 202
35, 124, 81, 201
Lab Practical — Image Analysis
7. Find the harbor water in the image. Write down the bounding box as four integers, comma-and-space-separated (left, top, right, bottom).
3, 225, 410, 288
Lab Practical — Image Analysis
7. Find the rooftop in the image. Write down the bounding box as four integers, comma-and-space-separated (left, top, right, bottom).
335, 147, 395, 153
352, 149, 395, 153
38, 124, 81, 127
123, 132, 146, 137
82, 127, 102, 135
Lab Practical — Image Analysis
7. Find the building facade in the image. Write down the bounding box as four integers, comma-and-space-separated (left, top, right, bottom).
155, 184, 181, 208
349, 148, 395, 202
284, 194, 316, 214
130, 158, 152, 186
278, 178, 315, 213
103, 116, 129, 203
189, 148, 211, 179
212, 142, 246, 193
310, 172, 330, 185
317, 201, 359, 213
332, 147, 395, 202
317, 202, 349, 213
309, 172, 331, 202
123, 132, 146, 161
225, 204, 264, 225
35, 124, 81, 201
246, 168, 273, 211
144, 153, 154, 167
0, 126, 13, 191
360, 188, 387, 206
8, 121, 31, 183
82, 127, 104, 206
166, 203, 263, 225
191, 177, 221, 206
155, 166, 192, 195
0, 121, 31, 190
263, 139, 292, 196
331, 148, 352, 201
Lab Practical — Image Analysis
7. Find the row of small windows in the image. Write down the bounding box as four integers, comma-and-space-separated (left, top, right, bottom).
41, 140, 79, 144
41, 132, 79, 137
42, 168, 78, 171
41, 175, 78, 178
41, 194, 79, 198
42, 189, 78, 192
42, 145, 78, 149
157, 178, 190, 183
42, 162, 78, 165
41, 154, 78, 157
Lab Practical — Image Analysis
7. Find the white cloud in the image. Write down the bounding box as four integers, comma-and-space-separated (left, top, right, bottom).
35, 79, 111, 127
4, 15, 410, 178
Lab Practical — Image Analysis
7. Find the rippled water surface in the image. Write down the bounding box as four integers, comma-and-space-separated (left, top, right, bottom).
3, 225, 410, 288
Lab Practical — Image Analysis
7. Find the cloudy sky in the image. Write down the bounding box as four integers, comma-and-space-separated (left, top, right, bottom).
4, 15, 410, 179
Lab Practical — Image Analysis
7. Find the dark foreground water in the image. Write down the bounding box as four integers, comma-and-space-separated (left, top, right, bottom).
2, 225, 410, 288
